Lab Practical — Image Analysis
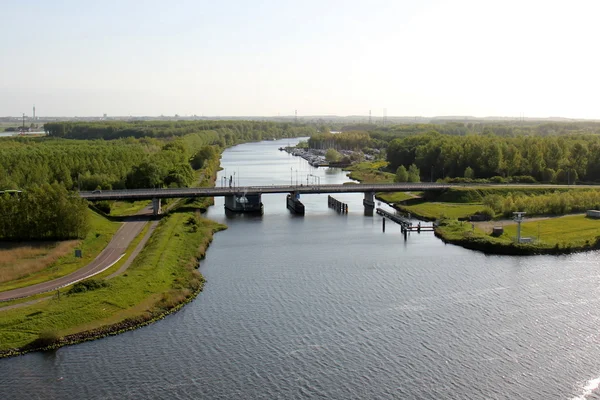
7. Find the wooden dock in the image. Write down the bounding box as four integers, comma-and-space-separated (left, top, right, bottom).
376, 208, 435, 233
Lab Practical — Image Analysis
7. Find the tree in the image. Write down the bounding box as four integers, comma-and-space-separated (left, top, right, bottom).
126, 162, 164, 188
191, 146, 217, 170
395, 165, 408, 182
408, 164, 420, 182
325, 148, 342, 162
542, 168, 556, 183
464, 166, 474, 179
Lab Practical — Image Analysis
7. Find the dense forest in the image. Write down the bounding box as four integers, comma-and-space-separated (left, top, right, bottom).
0, 120, 316, 240
305, 121, 600, 183
386, 133, 600, 183
0, 183, 89, 240
44, 120, 315, 142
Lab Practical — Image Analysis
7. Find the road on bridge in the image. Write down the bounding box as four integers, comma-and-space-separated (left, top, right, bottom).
78, 183, 452, 201
0, 208, 152, 302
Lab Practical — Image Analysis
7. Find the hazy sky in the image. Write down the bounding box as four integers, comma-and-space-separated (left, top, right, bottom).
3, 0, 600, 118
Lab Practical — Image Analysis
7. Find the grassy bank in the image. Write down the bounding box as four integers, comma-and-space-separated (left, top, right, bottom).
435, 215, 600, 255
0, 210, 225, 355
109, 200, 151, 216
0, 145, 224, 356
0, 211, 120, 292
345, 161, 394, 183
393, 201, 484, 221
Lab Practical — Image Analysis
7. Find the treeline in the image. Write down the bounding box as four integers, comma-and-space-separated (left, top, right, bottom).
386, 132, 600, 182
0, 133, 212, 191
44, 120, 315, 142
0, 183, 89, 240
369, 121, 600, 139
483, 190, 600, 218
308, 131, 372, 150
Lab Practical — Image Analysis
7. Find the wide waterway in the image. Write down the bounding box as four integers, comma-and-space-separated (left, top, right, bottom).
2, 138, 600, 399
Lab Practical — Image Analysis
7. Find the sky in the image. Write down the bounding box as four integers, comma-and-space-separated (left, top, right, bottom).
2, 0, 600, 119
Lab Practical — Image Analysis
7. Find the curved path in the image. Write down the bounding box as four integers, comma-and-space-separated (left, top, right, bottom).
0, 210, 152, 302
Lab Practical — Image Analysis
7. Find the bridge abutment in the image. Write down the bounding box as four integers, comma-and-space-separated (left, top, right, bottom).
224, 193, 264, 214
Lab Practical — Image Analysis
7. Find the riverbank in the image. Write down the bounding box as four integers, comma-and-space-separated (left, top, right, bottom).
383, 199, 600, 255
0, 207, 226, 357
341, 161, 600, 255
0, 151, 225, 357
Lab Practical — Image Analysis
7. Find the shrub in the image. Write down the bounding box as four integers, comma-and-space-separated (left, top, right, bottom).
33, 329, 61, 348
94, 200, 112, 214
68, 278, 109, 294
510, 175, 537, 183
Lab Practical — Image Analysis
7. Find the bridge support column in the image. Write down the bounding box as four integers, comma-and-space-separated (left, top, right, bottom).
287, 191, 305, 215
363, 191, 375, 211
152, 198, 162, 216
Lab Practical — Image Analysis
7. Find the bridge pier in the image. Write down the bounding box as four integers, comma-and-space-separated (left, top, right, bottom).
224, 193, 264, 214
152, 198, 162, 216
287, 192, 305, 215
363, 191, 375, 211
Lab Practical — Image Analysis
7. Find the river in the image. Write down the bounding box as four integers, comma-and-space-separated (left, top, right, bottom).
2, 138, 600, 399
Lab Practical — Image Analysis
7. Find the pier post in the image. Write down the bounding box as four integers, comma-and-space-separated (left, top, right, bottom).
382, 218, 386, 232
152, 198, 162, 216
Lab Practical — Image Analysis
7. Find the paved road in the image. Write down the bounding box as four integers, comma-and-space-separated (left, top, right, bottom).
0, 210, 152, 302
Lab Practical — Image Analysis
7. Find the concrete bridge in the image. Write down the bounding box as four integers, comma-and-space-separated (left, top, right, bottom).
79, 183, 450, 215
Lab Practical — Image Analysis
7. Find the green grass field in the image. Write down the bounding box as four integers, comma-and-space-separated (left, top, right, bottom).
377, 192, 422, 203
0, 210, 225, 351
436, 214, 600, 254
0, 211, 120, 292
109, 200, 150, 216
398, 202, 485, 220
502, 214, 600, 247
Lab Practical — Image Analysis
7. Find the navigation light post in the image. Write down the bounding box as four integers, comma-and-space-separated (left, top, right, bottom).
513, 212, 526, 243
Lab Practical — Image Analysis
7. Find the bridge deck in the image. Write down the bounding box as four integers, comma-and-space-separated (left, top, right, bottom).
79, 183, 450, 201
